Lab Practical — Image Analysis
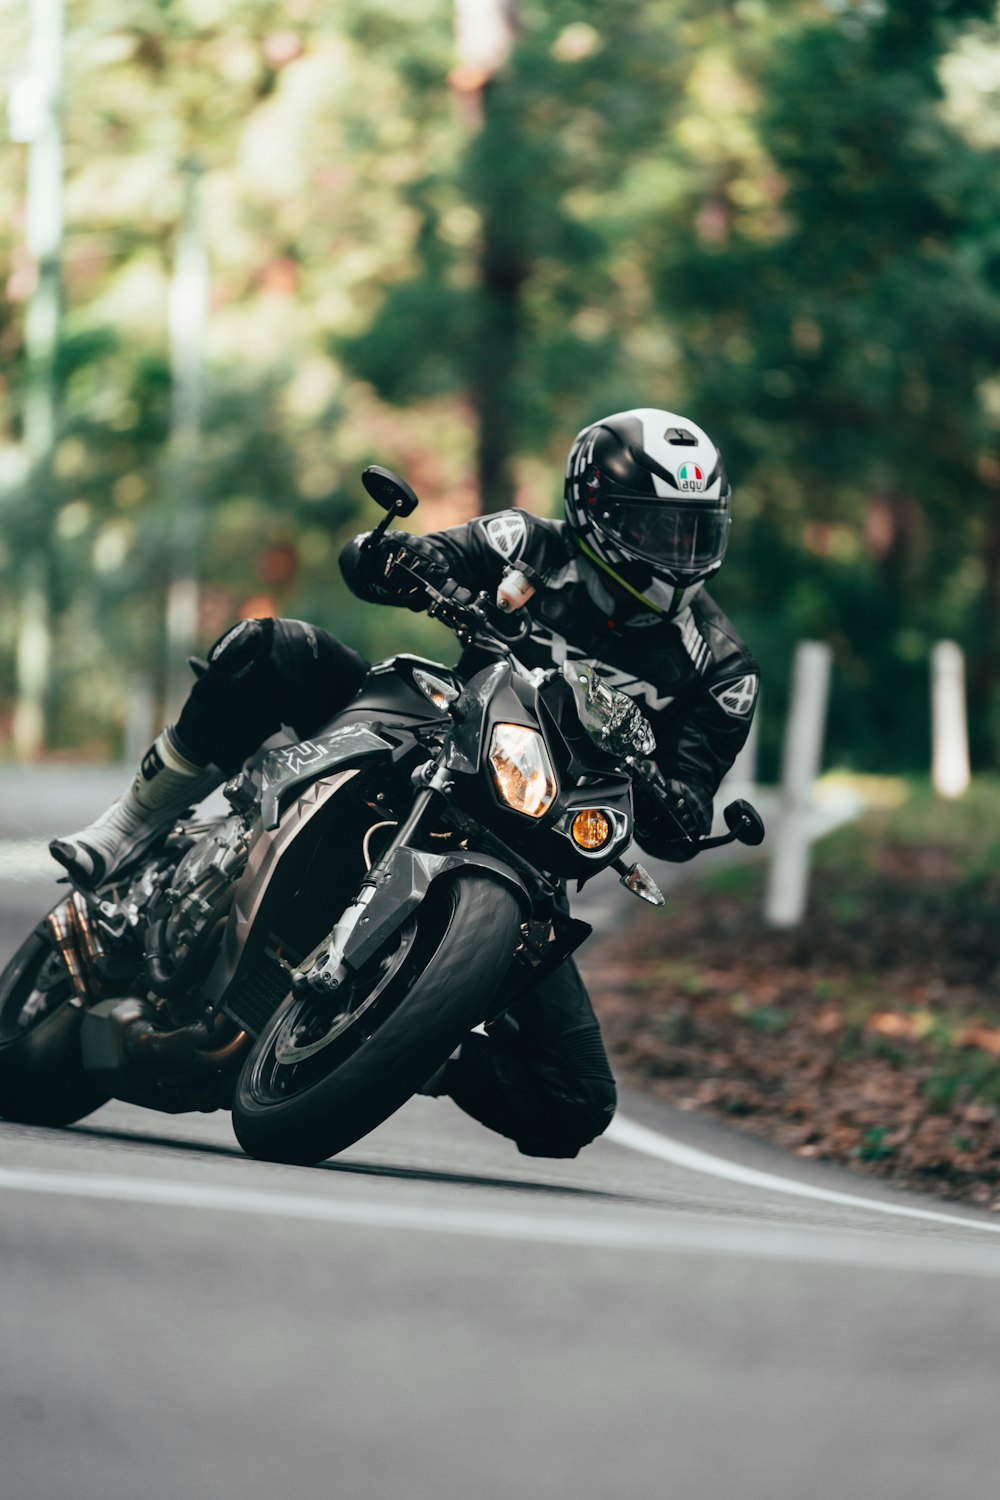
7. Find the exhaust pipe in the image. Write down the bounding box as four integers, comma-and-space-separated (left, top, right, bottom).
46, 902, 89, 1004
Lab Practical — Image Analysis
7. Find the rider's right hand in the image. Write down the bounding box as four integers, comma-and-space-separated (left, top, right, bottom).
350, 532, 395, 587
342, 533, 449, 612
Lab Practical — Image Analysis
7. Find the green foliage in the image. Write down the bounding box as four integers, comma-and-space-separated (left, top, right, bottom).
646, 3, 1000, 772
913, 1023, 1000, 1113
820, 775, 1000, 861
924, 1071, 963, 1113
1, 2, 1000, 763
853, 1125, 896, 1162
731, 994, 793, 1034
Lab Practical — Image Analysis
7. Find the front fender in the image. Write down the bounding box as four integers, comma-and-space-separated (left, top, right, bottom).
342, 847, 531, 972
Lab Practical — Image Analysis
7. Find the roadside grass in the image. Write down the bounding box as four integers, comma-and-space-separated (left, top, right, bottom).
588, 776, 1000, 1207
812, 778, 1000, 1118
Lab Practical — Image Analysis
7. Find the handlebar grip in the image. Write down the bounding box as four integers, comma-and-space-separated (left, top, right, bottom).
634, 758, 670, 799
630, 761, 698, 846
386, 545, 529, 651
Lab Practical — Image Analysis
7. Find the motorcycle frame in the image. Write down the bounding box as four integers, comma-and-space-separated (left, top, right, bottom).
203, 641, 635, 1023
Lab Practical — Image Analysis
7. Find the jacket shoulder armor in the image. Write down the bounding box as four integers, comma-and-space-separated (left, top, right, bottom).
683, 592, 759, 723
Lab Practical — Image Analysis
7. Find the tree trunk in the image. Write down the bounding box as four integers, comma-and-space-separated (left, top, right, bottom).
452, 0, 522, 516
971, 511, 1000, 767
472, 184, 526, 515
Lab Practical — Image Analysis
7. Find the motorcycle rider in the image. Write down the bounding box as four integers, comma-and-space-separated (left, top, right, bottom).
51, 407, 758, 1159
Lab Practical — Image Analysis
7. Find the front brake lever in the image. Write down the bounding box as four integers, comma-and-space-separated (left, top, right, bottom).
391, 556, 530, 656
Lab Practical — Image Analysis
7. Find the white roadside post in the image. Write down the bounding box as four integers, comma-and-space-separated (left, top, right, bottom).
931, 641, 970, 799
764, 641, 832, 929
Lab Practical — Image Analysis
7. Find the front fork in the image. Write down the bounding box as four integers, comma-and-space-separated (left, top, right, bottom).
291, 761, 454, 997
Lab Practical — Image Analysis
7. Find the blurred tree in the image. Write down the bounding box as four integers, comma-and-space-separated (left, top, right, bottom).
451, 0, 521, 514
1, 0, 999, 775
646, 0, 1000, 770
339, 0, 685, 510
6, 0, 66, 758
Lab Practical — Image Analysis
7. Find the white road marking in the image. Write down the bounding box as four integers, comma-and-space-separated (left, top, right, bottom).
2, 819, 993, 1244
1, 1166, 1000, 1277
606, 1114, 1000, 1235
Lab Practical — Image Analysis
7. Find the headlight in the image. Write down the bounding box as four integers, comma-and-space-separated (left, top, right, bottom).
489, 723, 557, 819
571, 809, 612, 851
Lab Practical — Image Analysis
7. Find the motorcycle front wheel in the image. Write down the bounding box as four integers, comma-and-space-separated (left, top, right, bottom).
0, 913, 110, 1126
232, 872, 521, 1165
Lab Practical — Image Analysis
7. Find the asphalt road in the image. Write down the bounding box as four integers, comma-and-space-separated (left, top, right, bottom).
2, 769, 1000, 1500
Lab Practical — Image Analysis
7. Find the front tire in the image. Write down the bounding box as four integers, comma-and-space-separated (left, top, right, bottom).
0, 915, 110, 1127
232, 874, 521, 1164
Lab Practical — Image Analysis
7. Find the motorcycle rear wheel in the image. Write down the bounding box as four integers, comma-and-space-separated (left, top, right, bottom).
232, 872, 521, 1165
0, 914, 110, 1127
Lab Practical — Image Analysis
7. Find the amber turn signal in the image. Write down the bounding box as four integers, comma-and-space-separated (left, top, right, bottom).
570, 809, 611, 851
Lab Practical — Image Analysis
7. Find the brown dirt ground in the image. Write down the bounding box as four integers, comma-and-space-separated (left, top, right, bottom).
587, 840, 1000, 1209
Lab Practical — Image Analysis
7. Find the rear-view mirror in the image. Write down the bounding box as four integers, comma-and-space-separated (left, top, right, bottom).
361, 466, 419, 517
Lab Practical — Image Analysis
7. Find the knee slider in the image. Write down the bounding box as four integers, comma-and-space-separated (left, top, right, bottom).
516, 1080, 618, 1159
204, 617, 276, 683
566, 1076, 617, 1148
580, 1076, 618, 1140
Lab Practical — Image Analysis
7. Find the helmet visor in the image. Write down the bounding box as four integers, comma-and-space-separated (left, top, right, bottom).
597, 499, 731, 573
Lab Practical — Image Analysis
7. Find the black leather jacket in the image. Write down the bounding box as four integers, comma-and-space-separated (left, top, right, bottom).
341, 510, 758, 861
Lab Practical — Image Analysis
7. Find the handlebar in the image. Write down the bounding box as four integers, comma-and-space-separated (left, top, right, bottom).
387, 545, 530, 651
624, 757, 765, 851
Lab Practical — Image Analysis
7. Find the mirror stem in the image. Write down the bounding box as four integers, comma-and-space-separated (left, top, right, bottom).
362, 508, 397, 551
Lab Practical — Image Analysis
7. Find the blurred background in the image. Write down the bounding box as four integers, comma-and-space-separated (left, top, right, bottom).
7, 19, 1000, 1493
2, 0, 1000, 779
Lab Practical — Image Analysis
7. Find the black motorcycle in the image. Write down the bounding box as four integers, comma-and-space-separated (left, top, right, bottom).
0, 468, 764, 1164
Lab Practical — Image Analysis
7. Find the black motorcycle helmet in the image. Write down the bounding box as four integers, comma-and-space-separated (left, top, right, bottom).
564, 407, 731, 618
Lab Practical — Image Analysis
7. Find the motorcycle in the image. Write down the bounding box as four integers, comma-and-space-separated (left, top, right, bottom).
0, 467, 764, 1165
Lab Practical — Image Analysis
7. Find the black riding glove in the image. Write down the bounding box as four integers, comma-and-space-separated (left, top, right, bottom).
341, 534, 445, 611
633, 770, 710, 864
